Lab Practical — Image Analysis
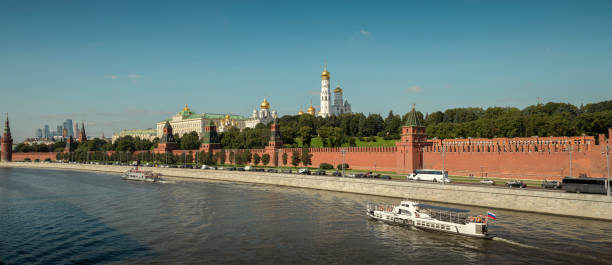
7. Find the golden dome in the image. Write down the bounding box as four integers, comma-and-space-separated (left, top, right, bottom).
307, 104, 316, 115
225, 114, 231, 120
183, 104, 190, 111
334, 86, 343, 93
298, 110, 304, 116
321, 64, 329, 79
260, 98, 270, 109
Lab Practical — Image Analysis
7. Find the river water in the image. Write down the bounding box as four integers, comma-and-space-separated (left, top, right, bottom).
0, 168, 611, 264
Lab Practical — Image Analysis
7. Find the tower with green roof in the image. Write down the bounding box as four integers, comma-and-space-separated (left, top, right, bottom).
395, 105, 431, 173
155, 121, 178, 154
200, 120, 221, 152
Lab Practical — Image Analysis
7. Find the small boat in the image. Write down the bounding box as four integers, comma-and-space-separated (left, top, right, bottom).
367, 200, 494, 239
122, 167, 161, 182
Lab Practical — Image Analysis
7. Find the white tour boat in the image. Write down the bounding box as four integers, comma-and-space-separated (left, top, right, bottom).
367, 200, 494, 239
122, 167, 161, 183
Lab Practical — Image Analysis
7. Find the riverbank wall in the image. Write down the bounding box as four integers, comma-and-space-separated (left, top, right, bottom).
2, 162, 610, 221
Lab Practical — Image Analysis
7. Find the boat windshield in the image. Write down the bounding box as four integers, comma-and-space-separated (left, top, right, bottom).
415, 203, 470, 213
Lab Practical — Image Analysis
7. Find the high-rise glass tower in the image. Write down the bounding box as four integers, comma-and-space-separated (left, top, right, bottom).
44, 125, 50, 139
65, 119, 74, 137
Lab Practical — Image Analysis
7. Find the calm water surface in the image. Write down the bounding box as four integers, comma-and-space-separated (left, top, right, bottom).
1, 168, 611, 264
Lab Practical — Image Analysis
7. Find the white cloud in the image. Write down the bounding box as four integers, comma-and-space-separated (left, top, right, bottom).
407, 86, 423, 93
104, 75, 119, 79
360, 29, 371, 38
127, 74, 142, 79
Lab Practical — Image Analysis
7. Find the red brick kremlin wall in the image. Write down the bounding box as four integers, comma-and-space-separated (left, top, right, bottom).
11, 152, 59, 161
8, 129, 611, 180
422, 131, 611, 180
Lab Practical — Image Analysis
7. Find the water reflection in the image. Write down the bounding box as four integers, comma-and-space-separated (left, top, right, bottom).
1, 168, 611, 265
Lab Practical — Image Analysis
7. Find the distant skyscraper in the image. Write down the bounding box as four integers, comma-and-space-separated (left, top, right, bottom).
36, 128, 43, 139
74, 123, 80, 139
57, 125, 63, 136
44, 125, 50, 139
65, 119, 74, 137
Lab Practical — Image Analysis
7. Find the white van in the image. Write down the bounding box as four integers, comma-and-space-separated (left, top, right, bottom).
407, 169, 450, 183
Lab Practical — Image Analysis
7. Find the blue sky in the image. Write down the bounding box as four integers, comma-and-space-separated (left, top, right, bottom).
1, 0, 611, 140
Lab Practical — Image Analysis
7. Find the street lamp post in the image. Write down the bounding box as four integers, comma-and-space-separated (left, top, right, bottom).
441, 146, 446, 172
341, 148, 346, 177
565, 144, 574, 177
603, 145, 610, 198
568, 145, 573, 177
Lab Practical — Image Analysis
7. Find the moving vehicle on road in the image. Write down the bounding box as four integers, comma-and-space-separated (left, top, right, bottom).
298, 168, 311, 175
407, 169, 450, 183
479, 179, 495, 185
562, 177, 609, 194
505, 180, 526, 188
541, 180, 562, 189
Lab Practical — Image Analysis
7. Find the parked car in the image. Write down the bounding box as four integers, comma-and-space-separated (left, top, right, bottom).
237, 167, 245, 171
479, 179, 495, 185
363, 172, 381, 178
298, 168, 311, 175
281, 169, 292, 174
381, 175, 392, 180
332, 171, 342, 176
541, 180, 562, 189
267, 168, 279, 173
245, 166, 253, 171
506, 180, 527, 188
314, 170, 326, 175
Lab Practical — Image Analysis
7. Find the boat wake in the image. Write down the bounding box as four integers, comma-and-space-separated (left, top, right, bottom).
492, 237, 541, 250
493, 237, 606, 263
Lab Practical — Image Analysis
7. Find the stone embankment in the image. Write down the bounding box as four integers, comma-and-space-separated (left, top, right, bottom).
2, 162, 611, 221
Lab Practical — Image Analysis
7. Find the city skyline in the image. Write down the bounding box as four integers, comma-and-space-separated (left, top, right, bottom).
2, 0, 612, 141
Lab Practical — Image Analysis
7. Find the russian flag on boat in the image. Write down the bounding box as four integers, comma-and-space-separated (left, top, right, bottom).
487, 211, 497, 220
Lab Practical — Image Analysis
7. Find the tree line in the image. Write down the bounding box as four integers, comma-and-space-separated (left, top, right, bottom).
15, 100, 612, 153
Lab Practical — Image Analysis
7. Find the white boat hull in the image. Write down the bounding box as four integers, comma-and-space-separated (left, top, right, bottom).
366, 201, 494, 239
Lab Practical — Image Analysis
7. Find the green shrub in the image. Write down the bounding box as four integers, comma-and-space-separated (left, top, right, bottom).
44, 158, 52, 162
34, 159, 40, 162
337, 163, 350, 170
319, 163, 333, 170
24, 158, 31, 162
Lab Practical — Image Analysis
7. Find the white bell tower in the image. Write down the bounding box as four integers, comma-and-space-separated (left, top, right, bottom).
319, 64, 331, 117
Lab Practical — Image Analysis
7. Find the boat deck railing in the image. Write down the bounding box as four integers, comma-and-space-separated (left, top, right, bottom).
367, 203, 396, 212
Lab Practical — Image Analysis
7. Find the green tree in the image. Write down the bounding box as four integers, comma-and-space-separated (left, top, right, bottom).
282, 152, 288, 166
229, 151, 235, 164
253, 153, 261, 165
298, 126, 314, 147
180, 131, 200, 150
261, 154, 270, 166
300, 147, 312, 166
291, 150, 300, 167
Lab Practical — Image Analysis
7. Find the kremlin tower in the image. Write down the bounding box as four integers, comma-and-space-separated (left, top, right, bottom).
78, 122, 87, 142
200, 120, 221, 152
318, 64, 331, 118
155, 121, 178, 153
1, 114, 13, 162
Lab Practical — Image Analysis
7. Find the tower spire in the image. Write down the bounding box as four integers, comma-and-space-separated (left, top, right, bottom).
1, 113, 13, 162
